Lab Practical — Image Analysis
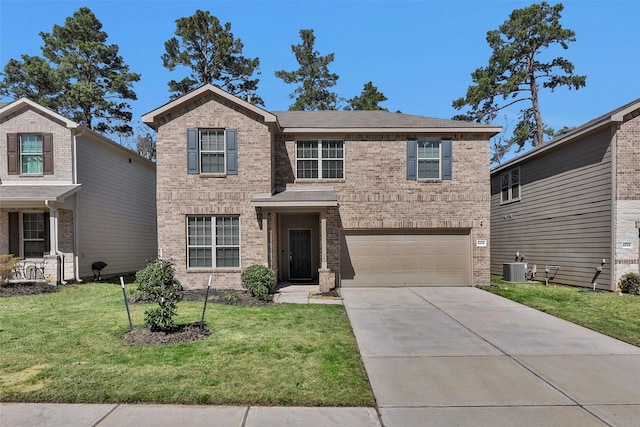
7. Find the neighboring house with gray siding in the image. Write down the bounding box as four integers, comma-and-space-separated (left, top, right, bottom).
491, 99, 640, 290
1, 98, 157, 283
143, 84, 500, 291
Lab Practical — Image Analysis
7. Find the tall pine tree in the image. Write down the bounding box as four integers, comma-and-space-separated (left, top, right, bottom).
452, 2, 585, 162
162, 10, 262, 104
275, 29, 340, 111
0, 7, 140, 135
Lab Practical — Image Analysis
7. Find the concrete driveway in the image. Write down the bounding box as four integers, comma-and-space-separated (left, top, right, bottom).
342, 287, 640, 427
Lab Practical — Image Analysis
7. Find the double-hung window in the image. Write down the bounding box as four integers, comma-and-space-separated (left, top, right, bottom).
407, 139, 452, 180
6, 133, 53, 175
417, 140, 440, 179
23, 213, 46, 257
187, 128, 237, 175
200, 130, 225, 173
296, 140, 344, 179
187, 216, 240, 268
20, 134, 44, 174
501, 168, 520, 203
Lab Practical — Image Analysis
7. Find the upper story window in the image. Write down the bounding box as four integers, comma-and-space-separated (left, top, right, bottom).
296, 140, 344, 179
501, 167, 520, 203
187, 128, 237, 175
407, 139, 452, 181
417, 140, 440, 179
20, 134, 44, 174
6, 133, 54, 175
200, 130, 225, 173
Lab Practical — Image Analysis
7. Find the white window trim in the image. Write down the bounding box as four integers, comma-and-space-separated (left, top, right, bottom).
500, 167, 521, 204
417, 140, 441, 180
186, 215, 241, 269
295, 139, 344, 180
199, 129, 226, 175
22, 212, 46, 258
20, 134, 44, 175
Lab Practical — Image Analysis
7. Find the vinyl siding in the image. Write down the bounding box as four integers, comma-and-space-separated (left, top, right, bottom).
491, 127, 613, 289
76, 135, 157, 279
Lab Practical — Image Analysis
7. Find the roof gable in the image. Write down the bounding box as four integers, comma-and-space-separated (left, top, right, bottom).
0, 98, 78, 129
142, 84, 277, 129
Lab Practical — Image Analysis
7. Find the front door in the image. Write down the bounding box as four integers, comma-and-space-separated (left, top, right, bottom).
289, 229, 312, 280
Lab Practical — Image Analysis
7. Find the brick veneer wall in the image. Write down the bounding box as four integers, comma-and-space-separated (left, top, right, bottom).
614, 112, 640, 282
155, 94, 272, 288
275, 133, 491, 286
0, 107, 74, 182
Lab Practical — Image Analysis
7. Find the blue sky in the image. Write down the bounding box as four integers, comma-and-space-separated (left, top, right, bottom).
1, 0, 639, 159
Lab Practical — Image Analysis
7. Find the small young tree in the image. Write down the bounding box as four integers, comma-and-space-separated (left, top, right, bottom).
135, 259, 182, 332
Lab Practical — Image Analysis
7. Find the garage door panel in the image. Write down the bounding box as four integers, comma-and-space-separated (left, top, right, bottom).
341, 231, 471, 287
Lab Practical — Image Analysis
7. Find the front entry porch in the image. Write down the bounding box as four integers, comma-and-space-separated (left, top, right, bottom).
251, 189, 338, 292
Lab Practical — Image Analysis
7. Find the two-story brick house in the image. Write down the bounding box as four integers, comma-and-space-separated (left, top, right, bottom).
1, 98, 157, 283
143, 85, 500, 290
491, 99, 640, 290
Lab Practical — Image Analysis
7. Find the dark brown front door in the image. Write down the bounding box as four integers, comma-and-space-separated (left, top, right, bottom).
289, 229, 312, 280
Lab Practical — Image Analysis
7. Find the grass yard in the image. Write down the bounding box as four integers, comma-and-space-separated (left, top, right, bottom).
486, 275, 640, 347
0, 283, 374, 406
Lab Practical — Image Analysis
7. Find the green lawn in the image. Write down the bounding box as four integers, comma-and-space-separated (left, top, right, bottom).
485, 276, 640, 347
0, 283, 374, 406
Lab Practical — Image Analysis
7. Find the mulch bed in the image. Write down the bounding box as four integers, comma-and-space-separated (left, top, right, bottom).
0, 282, 58, 297
181, 288, 274, 306
121, 289, 274, 345
121, 323, 211, 345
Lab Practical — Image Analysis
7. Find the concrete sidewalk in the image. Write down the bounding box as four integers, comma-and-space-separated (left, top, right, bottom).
342, 286, 640, 427
0, 404, 380, 426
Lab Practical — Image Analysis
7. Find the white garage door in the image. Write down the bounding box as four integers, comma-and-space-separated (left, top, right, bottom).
340, 230, 471, 287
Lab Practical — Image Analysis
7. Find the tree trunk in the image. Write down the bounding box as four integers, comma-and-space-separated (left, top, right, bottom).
529, 74, 545, 146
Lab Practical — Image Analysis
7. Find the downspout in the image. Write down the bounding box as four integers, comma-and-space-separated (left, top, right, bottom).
72, 128, 85, 282
45, 200, 66, 285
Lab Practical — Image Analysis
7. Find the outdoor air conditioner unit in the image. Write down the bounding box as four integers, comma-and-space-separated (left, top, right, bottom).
503, 262, 526, 282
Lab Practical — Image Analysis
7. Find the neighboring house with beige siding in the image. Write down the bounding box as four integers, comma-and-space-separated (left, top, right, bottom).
490, 99, 640, 290
1, 98, 157, 283
143, 84, 500, 291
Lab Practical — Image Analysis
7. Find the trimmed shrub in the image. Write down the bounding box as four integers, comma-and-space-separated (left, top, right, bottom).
241, 265, 275, 300
619, 272, 640, 296
0, 254, 21, 283
135, 259, 182, 332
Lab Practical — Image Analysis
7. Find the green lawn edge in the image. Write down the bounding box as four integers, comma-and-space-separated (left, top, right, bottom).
485, 275, 640, 347
0, 282, 375, 406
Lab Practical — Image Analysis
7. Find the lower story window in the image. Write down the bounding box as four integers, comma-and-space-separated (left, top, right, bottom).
187, 215, 240, 268
23, 213, 46, 257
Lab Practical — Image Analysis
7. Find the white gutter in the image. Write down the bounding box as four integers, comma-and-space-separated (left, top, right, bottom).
44, 200, 66, 285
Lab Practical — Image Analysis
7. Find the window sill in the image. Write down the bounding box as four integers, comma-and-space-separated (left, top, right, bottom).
295, 179, 346, 183
187, 267, 242, 273
18, 174, 45, 177
199, 173, 227, 178
416, 178, 443, 183
500, 198, 521, 205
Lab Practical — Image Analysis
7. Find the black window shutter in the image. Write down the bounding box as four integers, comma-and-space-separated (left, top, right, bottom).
7, 134, 18, 175
406, 140, 417, 180
226, 129, 238, 175
187, 128, 199, 174
43, 133, 54, 174
43, 212, 50, 254
8, 212, 19, 256
441, 139, 452, 180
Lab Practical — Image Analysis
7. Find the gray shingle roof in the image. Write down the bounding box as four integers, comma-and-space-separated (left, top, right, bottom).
0, 184, 81, 202
274, 110, 494, 130
251, 189, 338, 207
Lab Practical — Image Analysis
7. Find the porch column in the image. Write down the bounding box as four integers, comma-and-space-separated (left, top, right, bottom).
262, 213, 269, 267
320, 210, 327, 269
